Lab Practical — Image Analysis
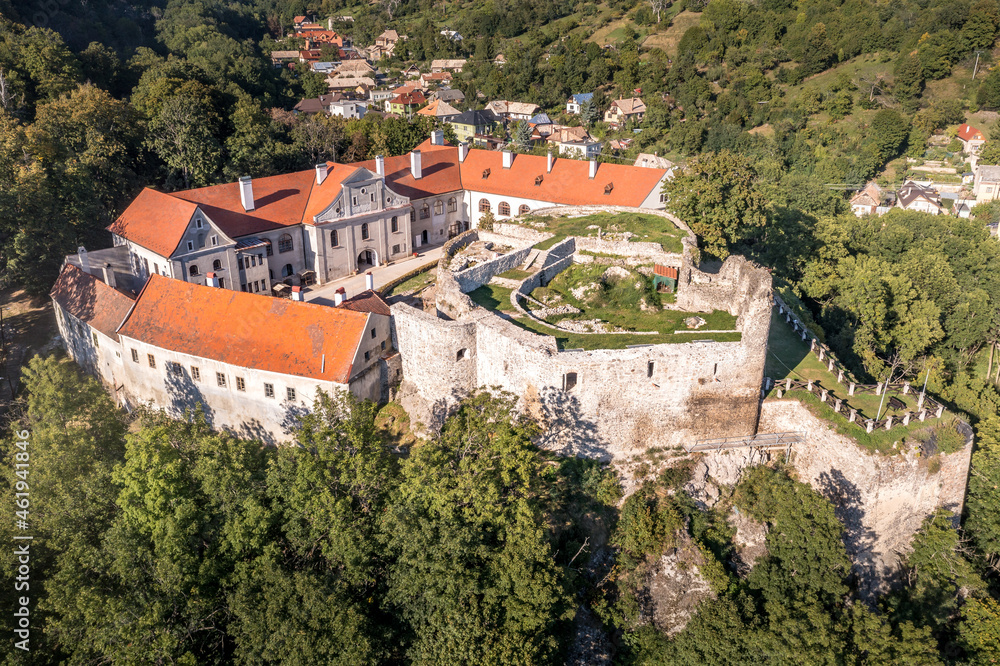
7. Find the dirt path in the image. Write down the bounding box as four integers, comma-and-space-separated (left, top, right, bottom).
1, 287, 59, 412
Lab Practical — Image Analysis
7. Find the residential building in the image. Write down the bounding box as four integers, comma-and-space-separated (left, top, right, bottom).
566, 92, 593, 115
403, 64, 421, 78
329, 100, 368, 119
896, 180, 943, 215
527, 113, 554, 137
51, 265, 393, 443
417, 99, 462, 122
292, 93, 345, 115
295, 30, 345, 48
434, 88, 465, 105
448, 109, 500, 143
375, 29, 401, 49
557, 139, 603, 160
440, 29, 462, 41
849, 181, 884, 217
974, 165, 1000, 203
493, 54, 506, 67
430, 59, 467, 73
958, 123, 986, 155
370, 88, 396, 106
485, 100, 541, 121
420, 72, 452, 88
326, 76, 376, 91
634, 153, 674, 170
387, 90, 427, 115
334, 60, 375, 77
270, 50, 300, 67
604, 97, 646, 128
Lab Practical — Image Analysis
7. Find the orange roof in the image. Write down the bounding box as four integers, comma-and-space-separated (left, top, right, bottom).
50, 264, 136, 339
109, 188, 199, 257
459, 150, 667, 207
958, 123, 984, 141
340, 289, 391, 316
118, 275, 370, 384
353, 140, 463, 200
390, 91, 426, 106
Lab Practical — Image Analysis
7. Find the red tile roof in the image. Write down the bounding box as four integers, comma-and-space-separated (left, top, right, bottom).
654, 265, 679, 278
340, 289, 391, 316
109, 188, 199, 257
50, 264, 136, 339
958, 123, 984, 141
459, 150, 666, 207
390, 91, 427, 106
118, 275, 369, 384
353, 140, 463, 200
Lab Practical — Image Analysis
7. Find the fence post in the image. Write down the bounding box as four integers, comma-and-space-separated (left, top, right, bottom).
903, 413, 911, 426
834, 398, 842, 412
902, 384, 910, 395
849, 382, 856, 396
837, 369, 845, 383
865, 420, 874, 433
801, 330, 808, 341
818, 347, 825, 361
776, 389, 784, 398
820, 389, 828, 402
919, 410, 927, 422
810, 338, 817, 352
884, 415, 893, 430
807, 380, 814, 392
827, 358, 835, 372
936, 404, 944, 418
917, 393, 925, 409
849, 408, 857, 423
785, 378, 792, 391
875, 382, 883, 395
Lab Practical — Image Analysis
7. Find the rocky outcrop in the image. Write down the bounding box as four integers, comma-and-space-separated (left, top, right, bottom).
641, 531, 717, 637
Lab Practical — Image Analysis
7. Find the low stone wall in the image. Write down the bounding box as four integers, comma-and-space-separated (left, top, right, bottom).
492, 222, 552, 242
453, 244, 533, 292
574, 236, 682, 266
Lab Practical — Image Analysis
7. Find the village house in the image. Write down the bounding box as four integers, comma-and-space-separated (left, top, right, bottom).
566, 92, 592, 115
433, 88, 465, 105
326, 77, 376, 92
896, 180, 943, 215
604, 97, 646, 128
387, 90, 427, 115
295, 30, 346, 48
557, 138, 602, 160
485, 100, 541, 122
634, 153, 673, 170
440, 29, 462, 41
417, 99, 462, 122
292, 93, 345, 115
334, 59, 375, 78
528, 113, 555, 137
292, 15, 312, 29
50, 265, 394, 443
974, 165, 1000, 203
958, 124, 986, 155
492, 54, 506, 67
448, 109, 500, 143
403, 64, 421, 78
375, 29, 401, 49
849, 181, 885, 217
419, 71, 452, 88
430, 59, 467, 73
270, 50, 300, 68
329, 99, 368, 119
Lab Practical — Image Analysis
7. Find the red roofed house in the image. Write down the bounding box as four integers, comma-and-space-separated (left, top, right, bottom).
106, 130, 671, 292
387, 90, 427, 115
958, 123, 986, 155
604, 97, 646, 128
114, 275, 391, 442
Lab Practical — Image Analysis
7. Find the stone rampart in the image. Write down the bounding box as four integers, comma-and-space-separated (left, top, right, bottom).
453, 244, 533, 292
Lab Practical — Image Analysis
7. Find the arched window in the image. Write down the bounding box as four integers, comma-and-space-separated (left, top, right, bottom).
278, 233, 293, 253
434, 200, 444, 215
391, 216, 398, 232
212, 259, 222, 271
519, 204, 530, 215
448, 197, 457, 212
282, 263, 294, 277
189, 265, 199, 276
331, 229, 339, 247
498, 201, 510, 216
361, 223, 370, 240
479, 199, 490, 213
420, 203, 430, 220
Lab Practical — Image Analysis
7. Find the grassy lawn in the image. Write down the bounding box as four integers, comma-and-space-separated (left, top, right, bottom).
641, 9, 701, 56
497, 268, 533, 280
383, 266, 436, 297
508, 315, 741, 350
522, 212, 687, 253
468, 284, 517, 312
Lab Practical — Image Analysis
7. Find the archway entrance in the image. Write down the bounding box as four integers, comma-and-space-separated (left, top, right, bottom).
357, 249, 378, 268
421, 229, 429, 244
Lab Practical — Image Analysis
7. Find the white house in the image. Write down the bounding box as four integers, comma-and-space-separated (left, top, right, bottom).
557, 139, 603, 160
974, 165, 1000, 203
330, 100, 368, 119
566, 93, 593, 115
896, 181, 943, 215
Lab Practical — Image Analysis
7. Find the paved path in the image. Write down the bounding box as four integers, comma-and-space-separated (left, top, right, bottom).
305, 245, 444, 306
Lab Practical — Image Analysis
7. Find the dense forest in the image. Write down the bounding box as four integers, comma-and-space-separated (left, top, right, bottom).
3, 0, 1000, 662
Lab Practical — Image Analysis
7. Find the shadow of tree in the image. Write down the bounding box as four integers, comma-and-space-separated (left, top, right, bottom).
163, 366, 215, 426
233, 418, 276, 447
280, 401, 311, 439
536, 387, 609, 461
817, 469, 879, 595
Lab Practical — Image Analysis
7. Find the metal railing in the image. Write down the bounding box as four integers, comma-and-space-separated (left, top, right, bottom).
685, 431, 805, 453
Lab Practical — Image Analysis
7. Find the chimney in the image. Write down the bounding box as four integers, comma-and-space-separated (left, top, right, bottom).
547, 151, 555, 173
458, 142, 469, 163
375, 154, 385, 176
101, 263, 117, 289
589, 159, 598, 179
334, 287, 345, 306
239, 176, 255, 211
315, 163, 329, 185
410, 149, 422, 179
77, 246, 90, 274
502, 150, 513, 169
431, 129, 444, 145
365, 271, 375, 290
206, 272, 219, 288
290, 285, 303, 301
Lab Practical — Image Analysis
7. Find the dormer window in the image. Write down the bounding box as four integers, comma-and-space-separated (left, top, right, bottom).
535, 175, 543, 186
482, 168, 491, 179
604, 182, 614, 195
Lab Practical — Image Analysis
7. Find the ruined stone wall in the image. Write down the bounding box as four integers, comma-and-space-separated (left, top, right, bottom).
492, 223, 551, 242
452, 244, 533, 292
679, 399, 973, 597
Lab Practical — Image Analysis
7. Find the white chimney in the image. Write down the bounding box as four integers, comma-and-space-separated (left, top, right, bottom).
365, 272, 374, 290
458, 142, 469, 163
431, 129, 444, 145
410, 149, 422, 179
206, 272, 219, 288
502, 150, 513, 169
239, 176, 255, 211
588, 159, 598, 179
334, 288, 345, 306
290, 285, 303, 301
77, 246, 90, 274
101, 263, 117, 289
547, 152, 555, 173
315, 163, 329, 184
376, 155, 385, 176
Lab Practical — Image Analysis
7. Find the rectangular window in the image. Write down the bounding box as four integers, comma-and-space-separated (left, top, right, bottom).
187, 241, 194, 251
381, 340, 386, 350
391, 216, 398, 232
364, 350, 370, 362
217, 372, 226, 387
148, 354, 156, 369
393, 244, 401, 254
563, 372, 577, 391
153, 263, 159, 275
236, 377, 246, 392
371, 328, 377, 339
241, 284, 247, 292
219, 277, 225, 289
211, 235, 218, 246
168, 361, 182, 376
287, 387, 296, 401
264, 383, 274, 398
92, 332, 99, 347
352, 196, 358, 205
131, 348, 139, 363
191, 366, 201, 381
331, 229, 339, 247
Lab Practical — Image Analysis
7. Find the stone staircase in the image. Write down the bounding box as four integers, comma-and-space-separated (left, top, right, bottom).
521, 248, 548, 271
